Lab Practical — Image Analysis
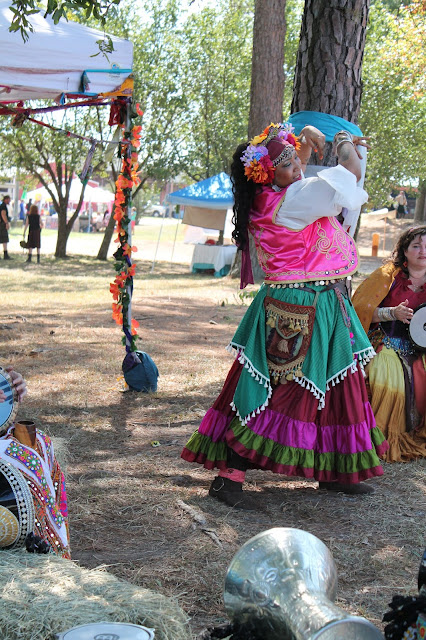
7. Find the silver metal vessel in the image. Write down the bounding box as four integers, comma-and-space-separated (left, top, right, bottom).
224, 527, 384, 639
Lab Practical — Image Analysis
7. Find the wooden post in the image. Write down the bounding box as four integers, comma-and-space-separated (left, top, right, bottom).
372, 233, 380, 257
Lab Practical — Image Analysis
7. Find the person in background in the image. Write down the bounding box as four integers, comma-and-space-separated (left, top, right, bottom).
19, 200, 26, 222
395, 190, 408, 219
352, 226, 426, 461
23, 204, 43, 263
0, 195, 12, 260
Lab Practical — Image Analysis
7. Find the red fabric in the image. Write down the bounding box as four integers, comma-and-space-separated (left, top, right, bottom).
381, 271, 426, 309
218, 468, 246, 483
212, 358, 371, 427
413, 357, 426, 418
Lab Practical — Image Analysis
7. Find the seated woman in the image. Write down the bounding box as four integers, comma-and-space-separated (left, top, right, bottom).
352, 227, 426, 462
0, 366, 70, 557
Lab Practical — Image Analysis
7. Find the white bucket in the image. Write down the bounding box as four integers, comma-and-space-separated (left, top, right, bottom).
57, 622, 155, 640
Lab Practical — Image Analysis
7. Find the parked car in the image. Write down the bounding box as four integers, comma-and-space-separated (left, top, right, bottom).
142, 202, 166, 217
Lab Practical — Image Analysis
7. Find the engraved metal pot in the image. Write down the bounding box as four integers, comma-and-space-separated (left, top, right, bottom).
224, 527, 384, 640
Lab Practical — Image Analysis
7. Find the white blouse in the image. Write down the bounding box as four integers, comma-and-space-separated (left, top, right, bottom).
275, 164, 368, 235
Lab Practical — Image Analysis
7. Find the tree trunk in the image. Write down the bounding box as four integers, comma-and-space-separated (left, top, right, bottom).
414, 180, 426, 224
248, 0, 287, 139
97, 211, 116, 260
55, 207, 70, 259
291, 0, 370, 166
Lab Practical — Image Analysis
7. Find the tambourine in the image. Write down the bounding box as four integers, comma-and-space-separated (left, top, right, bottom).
0, 366, 19, 437
409, 303, 426, 351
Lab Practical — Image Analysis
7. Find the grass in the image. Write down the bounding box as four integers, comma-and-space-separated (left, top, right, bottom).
9, 218, 190, 261
0, 220, 425, 638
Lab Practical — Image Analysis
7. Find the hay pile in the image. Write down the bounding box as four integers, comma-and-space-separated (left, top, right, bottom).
0, 550, 192, 640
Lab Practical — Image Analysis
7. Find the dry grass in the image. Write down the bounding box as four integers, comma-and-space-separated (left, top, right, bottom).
0, 218, 425, 638
0, 550, 190, 640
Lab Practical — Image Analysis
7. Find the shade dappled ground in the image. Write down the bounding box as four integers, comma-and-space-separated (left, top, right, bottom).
0, 220, 424, 637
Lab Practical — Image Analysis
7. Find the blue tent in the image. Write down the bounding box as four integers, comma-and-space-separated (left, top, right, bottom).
166, 172, 233, 210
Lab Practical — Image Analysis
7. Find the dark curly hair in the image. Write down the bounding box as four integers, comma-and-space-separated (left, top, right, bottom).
390, 225, 426, 273
230, 142, 261, 251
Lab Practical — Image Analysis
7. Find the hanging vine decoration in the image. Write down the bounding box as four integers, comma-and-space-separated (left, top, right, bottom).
110, 112, 142, 352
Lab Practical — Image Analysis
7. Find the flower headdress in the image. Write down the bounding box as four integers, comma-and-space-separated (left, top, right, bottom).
241, 122, 300, 185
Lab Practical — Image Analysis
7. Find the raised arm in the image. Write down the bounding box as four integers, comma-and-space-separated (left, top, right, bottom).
332, 131, 370, 182
297, 125, 326, 171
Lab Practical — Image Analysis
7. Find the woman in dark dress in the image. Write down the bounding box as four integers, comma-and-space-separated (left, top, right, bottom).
23, 204, 43, 263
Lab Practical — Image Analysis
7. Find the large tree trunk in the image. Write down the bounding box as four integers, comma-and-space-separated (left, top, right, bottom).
248, 0, 287, 139
291, 0, 370, 166
414, 179, 426, 224
97, 211, 116, 261
236, 0, 287, 283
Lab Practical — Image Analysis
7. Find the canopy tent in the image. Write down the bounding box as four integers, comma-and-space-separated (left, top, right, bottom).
26, 180, 114, 206
0, 1, 133, 102
166, 172, 233, 231
162, 173, 236, 277
0, 3, 143, 363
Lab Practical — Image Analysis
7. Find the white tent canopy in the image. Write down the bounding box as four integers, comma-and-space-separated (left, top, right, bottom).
26, 179, 114, 205
0, 0, 133, 102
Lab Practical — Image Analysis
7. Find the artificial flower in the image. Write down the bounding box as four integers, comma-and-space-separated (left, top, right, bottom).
131, 318, 140, 335
240, 144, 268, 167
244, 156, 275, 184
109, 282, 121, 300
250, 133, 267, 146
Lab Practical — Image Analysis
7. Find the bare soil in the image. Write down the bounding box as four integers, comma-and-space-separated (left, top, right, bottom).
1, 216, 425, 638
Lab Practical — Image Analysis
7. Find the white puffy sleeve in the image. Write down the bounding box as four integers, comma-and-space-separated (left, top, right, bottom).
275, 164, 368, 230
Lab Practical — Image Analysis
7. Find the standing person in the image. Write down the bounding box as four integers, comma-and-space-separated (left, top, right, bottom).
23, 204, 43, 263
19, 200, 26, 222
25, 198, 32, 215
181, 122, 388, 508
395, 190, 408, 219
352, 227, 426, 461
0, 195, 12, 260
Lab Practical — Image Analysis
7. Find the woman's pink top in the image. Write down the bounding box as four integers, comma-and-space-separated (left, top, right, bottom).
249, 178, 361, 284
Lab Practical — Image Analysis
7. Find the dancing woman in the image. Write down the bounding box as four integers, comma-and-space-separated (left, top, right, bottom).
182, 123, 388, 508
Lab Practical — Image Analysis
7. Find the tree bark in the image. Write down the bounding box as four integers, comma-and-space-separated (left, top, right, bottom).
248, 0, 287, 139
55, 206, 71, 259
414, 180, 426, 224
97, 211, 116, 261
291, 0, 370, 166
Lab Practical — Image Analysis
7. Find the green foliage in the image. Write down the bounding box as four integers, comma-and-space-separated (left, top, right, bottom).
0, 107, 111, 255
8, 0, 121, 40
359, 0, 425, 208
283, 0, 305, 115
176, 0, 253, 180
94, 0, 253, 184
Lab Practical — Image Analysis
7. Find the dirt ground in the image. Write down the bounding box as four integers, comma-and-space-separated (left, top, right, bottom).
1, 216, 425, 638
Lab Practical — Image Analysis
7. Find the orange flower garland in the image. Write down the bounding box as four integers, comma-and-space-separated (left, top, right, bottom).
109, 117, 142, 352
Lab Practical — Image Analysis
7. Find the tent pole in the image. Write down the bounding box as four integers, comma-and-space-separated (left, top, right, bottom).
170, 209, 180, 266
151, 216, 164, 273
125, 99, 133, 350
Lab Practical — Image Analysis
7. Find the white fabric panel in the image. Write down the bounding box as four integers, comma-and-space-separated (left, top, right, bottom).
190, 244, 237, 272
182, 206, 227, 231
0, 1, 133, 101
